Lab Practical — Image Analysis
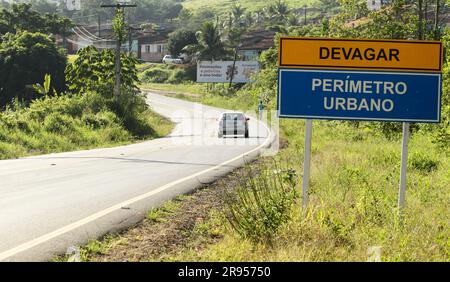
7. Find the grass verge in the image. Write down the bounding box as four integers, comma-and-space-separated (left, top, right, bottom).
58, 83, 449, 262
0, 92, 174, 160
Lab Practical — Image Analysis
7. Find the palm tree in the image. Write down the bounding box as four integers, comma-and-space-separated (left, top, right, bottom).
287, 14, 300, 27
231, 4, 245, 26
253, 9, 265, 25
243, 12, 254, 26
264, 0, 291, 25
184, 22, 228, 61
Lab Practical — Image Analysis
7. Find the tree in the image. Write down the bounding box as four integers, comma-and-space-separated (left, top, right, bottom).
65, 46, 139, 97
184, 22, 228, 61
231, 4, 245, 26
44, 13, 74, 38
29, 0, 58, 14
164, 3, 183, 21
177, 8, 193, 28
0, 3, 73, 36
319, 0, 340, 10
0, 31, 67, 106
168, 29, 198, 57
112, 7, 128, 97
264, 0, 291, 25
0, 3, 46, 34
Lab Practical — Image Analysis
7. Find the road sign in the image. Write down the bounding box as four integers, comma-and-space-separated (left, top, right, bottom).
277, 69, 441, 123
277, 36, 443, 212
278, 37, 443, 72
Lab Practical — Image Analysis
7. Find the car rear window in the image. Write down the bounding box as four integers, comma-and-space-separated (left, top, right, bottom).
223, 113, 245, 120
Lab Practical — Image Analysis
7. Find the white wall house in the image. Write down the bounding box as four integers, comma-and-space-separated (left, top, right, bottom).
140, 42, 168, 62
366, 0, 382, 11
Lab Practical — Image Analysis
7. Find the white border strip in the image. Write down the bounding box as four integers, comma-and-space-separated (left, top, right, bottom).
0, 120, 272, 261
277, 68, 442, 123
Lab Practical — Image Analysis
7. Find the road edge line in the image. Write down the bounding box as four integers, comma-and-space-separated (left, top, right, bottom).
0, 113, 273, 261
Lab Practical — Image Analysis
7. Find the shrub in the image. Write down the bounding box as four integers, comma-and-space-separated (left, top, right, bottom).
180, 65, 197, 81
0, 31, 67, 107
431, 105, 450, 149
140, 68, 170, 83
167, 69, 185, 84
82, 110, 119, 129
409, 152, 439, 173
65, 46, 139, 97
43, 113, 77, 133
224, 161, 298, 245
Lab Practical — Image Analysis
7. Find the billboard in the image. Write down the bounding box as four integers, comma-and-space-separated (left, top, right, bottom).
66, 0, 81, 11
197, 61, 260, 83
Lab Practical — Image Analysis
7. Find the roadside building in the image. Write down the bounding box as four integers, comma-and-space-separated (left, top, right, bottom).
367, 0, 383, 11
138, 32, 170, 63
237, 29, 276, 61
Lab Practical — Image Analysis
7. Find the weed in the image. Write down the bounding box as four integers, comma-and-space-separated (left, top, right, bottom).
224, 160, 298, 245
409, 152, 439, 173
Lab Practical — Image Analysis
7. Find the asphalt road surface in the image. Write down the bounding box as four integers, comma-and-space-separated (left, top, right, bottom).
0, 92, 273, 261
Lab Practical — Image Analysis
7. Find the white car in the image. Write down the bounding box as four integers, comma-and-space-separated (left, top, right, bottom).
218, 112, 249, 138
162, 55, 183, 64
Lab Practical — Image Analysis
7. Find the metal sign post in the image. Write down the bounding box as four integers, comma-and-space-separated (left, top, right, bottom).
277, 37, 443, 219
397, 122, 410, 221
302, 119, 313, 208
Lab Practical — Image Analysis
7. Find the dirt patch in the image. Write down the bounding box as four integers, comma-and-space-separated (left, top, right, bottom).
87, 165, 253, 262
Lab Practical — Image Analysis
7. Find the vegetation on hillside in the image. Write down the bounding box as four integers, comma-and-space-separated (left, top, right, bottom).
0, 4, 173, 159
182, 0, 318, 17
0, 0, 184, 25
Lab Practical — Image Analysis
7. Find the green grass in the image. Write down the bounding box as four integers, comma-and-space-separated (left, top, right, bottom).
0, 93, 174, 160
183, 0, 318, 15
56, 81, 449, 262
137, 62, 151, 70
143, 83, 449, 262
139, 63, 196, 84
146, 195, 189, 223
139, 82, 259, 110
165, 119, 450, 261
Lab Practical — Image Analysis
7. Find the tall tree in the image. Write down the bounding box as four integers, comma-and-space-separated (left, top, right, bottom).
0, 3, 73, 36
185, 22, 227, 61
0, 31, 67, 106
264, 0, 290, 25
168, 29, 198, 57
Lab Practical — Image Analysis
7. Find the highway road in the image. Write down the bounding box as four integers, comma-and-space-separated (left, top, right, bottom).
0, 92, 273, 261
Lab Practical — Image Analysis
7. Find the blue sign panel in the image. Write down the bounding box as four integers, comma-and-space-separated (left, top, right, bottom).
277, 69, 441, 123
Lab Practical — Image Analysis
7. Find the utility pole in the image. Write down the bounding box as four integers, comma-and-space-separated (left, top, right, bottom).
304, 5, 307, 25
100, 2, 137, 98
434, 0, 440, 40
229, 47, 238, 89
229, 43, 242, 89
98, 14, 101, 38
128, 26, 132, 53
418, 0, 424, 40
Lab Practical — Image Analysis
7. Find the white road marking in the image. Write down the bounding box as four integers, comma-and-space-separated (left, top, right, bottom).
0, 119, 271, 261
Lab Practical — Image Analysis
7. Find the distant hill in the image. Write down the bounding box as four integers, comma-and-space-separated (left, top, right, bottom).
182, 0, 319, 15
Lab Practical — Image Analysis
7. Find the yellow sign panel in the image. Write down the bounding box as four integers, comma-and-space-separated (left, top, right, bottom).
279, 37, 443, 72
